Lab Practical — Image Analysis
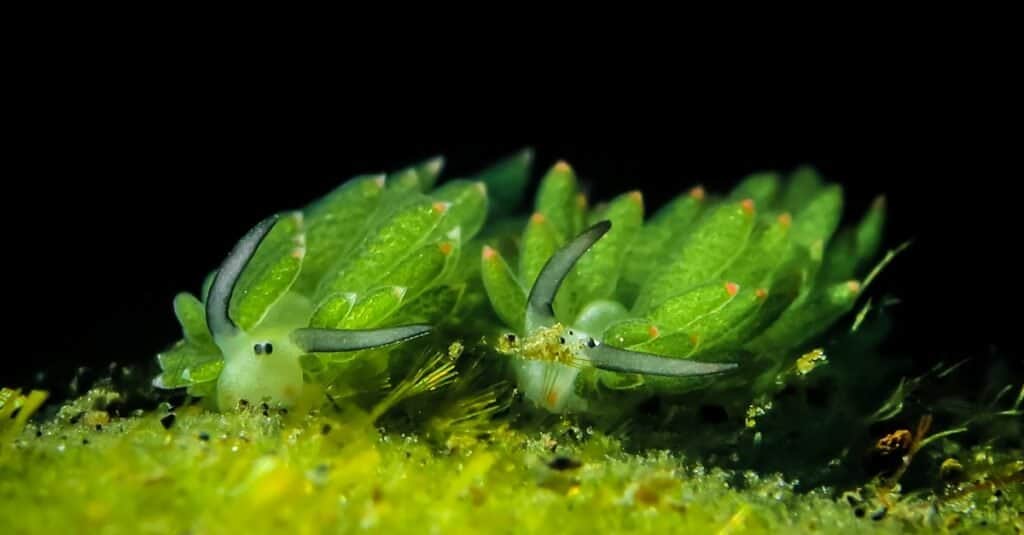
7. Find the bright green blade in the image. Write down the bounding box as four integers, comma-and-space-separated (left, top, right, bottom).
472, 148, 532, 218
533, 161, 580, 242
431, 179, 488, 241
173, 292, 214, 349
634, 200, 756, 313
481, 245, 527, 332
562, 191, 643, 318
317, 197, 447, 298
619, 187, 707, 304
230, 212, 306, 331
730, 172, 780, 209
518, 212, 561, 289
790, 184, 843, 250
780, 165, 825, 213
294, 175, 386, 295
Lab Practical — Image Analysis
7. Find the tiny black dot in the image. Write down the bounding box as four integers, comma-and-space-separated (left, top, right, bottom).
505, 334, 517, 342
321, 424, 332, 435
160, 414, 176, 430
95, 424, 103, 431
587, 338, 597, 348
994, 489, 1003, 498
82, 438, 89, 445
198, 431, 210, 441
548, 456, 582, 471
870, 508, 887, 521
35, 430, 42, 438
238, 399, 249, 407
265, 343, 273, 354
253, 344, 264, 355
559, 337, 565, 344
854, 508, 865, 518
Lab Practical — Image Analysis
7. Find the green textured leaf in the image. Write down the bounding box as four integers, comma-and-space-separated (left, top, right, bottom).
473, 149, 532, 218
481, 246, 527, 332
620, 188, 707, 304
534, 162, 579, 242
230, 212, 305, 330
791, 184, 843, 249
294, 175, 386, 295
602, 319, 660, 348
630, 331, 699, 357
855, 196, 886, 266
393, 284, 465, 324
186, 381, 217, 398
431, 179, 488, 241
518, 212, 560, 289
414, 156, 445, 191
634, 200, 756, 312
337, 286, 407, 329
819, 195, 887, 285
318, 197, 446, 298
381, 242, 449, 299
740, 268, 802, 343
748, 279, 862, 352
309, 293, 357, 329
562, 191, 643, 317
173, 292, 214, 348
730, 172, 780, 209
724, 214, 793, 288
682, 286, 763, 355
780, 165, 825, 213
646, 281, 739, 335
181, 358, 224, 383
155, 341, 220, 389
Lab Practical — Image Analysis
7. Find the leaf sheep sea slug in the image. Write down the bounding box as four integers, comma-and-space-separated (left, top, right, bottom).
481, 162, 887, 413
153, 156, 499, 410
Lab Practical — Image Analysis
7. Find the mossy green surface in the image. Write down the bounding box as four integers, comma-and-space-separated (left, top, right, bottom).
2, 384, 1021, 534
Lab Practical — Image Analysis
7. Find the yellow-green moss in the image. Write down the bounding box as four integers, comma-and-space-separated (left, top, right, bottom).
1, 390, 1019, 534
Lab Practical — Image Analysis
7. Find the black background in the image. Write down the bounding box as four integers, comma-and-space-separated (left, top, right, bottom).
5, 108, 1019, 398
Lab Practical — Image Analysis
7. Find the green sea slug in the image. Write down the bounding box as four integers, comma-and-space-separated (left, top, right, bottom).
153, 158, 490, 410
481, 162, 886, 413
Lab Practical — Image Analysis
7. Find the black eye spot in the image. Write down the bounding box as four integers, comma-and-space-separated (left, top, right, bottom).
587, 338, 597, 348
559, 337, 565, 344
568, 330, 574, 335
253, 344, 264, 355
505, 334, 517, 342
265, 343, 273, 355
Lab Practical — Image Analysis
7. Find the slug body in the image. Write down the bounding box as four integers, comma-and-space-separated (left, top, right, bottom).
154, 157, 492, 410
494, 221, 736, 413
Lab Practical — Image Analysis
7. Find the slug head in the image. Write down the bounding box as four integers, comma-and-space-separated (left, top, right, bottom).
206, 215, 432, 410
509, 220, 737, 412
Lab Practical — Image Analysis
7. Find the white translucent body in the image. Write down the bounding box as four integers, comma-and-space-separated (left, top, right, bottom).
215, 293, 313, 410
512, 326, 596, 413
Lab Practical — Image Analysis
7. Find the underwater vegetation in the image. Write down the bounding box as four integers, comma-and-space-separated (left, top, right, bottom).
1, 151, 1020, 533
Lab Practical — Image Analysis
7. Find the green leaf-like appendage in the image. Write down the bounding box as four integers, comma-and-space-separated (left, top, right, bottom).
561, 191, 643, 319
481, 246, 527, 332
317, 197, 447, 298
479, 159, 894, 413
634, 200, 756, 313
173, 292, 214, 348
534, 162, 580, 242
293, 175, 385, 295
472, 149, 532, 218
229, 212, 305, 330
431, 180, 488, 241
